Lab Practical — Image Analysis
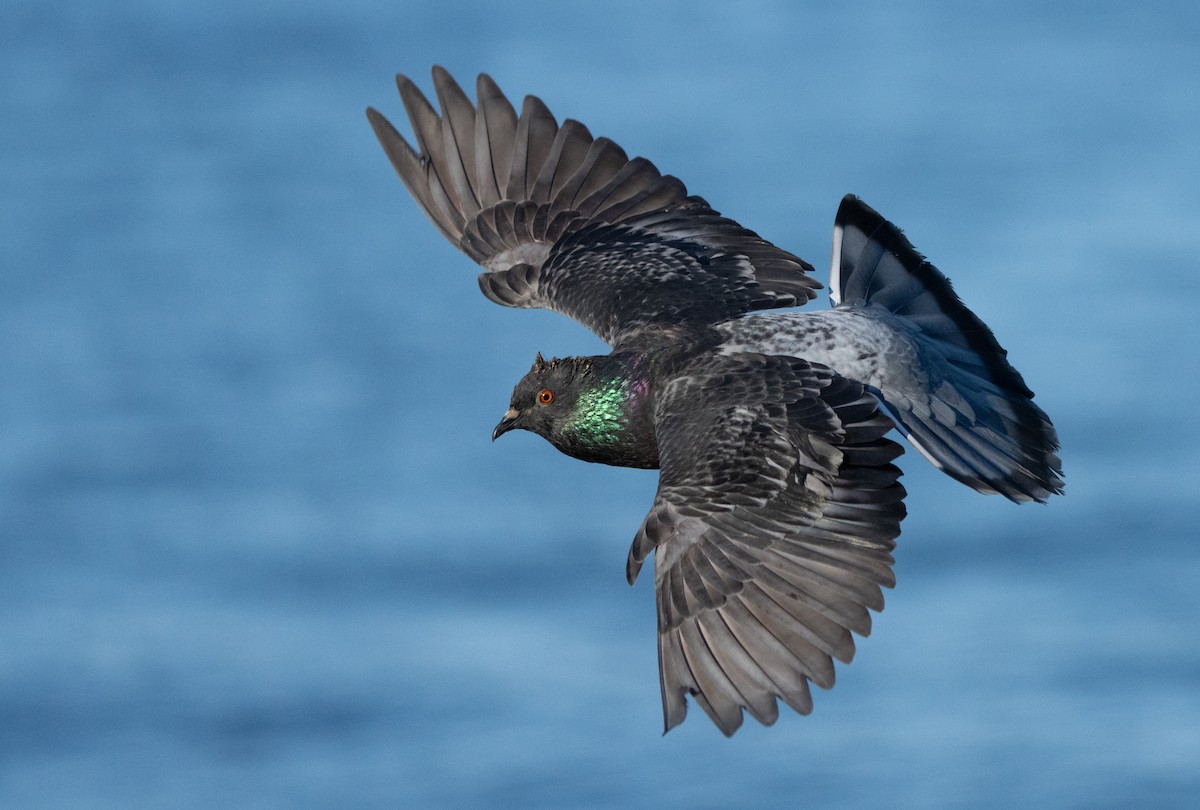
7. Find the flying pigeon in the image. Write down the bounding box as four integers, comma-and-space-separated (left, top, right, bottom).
366, 67, 1063, 736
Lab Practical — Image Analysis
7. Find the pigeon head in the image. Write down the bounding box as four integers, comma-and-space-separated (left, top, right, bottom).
492, 352, 658, 468
492, 353, 592, 442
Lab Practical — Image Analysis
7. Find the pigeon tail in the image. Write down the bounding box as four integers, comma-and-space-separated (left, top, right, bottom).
829, 195, 1063, 502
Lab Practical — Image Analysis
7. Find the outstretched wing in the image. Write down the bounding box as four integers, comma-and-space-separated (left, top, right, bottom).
625, 354, 906, 735
367, 67, 819, 346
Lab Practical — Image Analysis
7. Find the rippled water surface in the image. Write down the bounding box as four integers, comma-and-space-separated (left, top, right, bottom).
3, 1, 1198, 807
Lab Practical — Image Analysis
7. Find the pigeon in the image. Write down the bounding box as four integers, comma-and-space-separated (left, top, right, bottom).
366, 67, 1063, 736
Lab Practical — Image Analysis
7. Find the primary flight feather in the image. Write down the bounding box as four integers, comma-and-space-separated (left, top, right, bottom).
367, 66, 1063, 735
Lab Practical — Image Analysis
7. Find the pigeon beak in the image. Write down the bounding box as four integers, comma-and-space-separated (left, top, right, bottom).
492, 407, 521, 441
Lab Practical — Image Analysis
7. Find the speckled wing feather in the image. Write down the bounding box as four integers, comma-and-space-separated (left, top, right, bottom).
367, 67, 819, 345
625, 354, 906, 735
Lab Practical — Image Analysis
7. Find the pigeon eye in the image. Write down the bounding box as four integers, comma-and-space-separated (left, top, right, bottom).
537, 389, 554, 405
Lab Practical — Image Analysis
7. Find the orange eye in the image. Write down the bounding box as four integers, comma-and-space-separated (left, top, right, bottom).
537, 389, 554, 405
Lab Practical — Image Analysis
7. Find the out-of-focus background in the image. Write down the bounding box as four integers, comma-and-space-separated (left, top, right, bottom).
3, 1, 1198, 807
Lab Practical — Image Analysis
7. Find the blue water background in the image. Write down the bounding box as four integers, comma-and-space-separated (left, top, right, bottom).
2, 1, 1198, 807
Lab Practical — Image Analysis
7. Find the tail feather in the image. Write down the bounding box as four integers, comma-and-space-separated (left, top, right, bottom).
832, 195, 1063, 502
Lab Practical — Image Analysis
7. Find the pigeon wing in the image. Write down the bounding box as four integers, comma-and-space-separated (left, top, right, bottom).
625, 353, 907, 735
367, 67, 820, 345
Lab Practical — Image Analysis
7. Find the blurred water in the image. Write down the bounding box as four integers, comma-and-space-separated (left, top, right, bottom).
2, 1, 1198, 807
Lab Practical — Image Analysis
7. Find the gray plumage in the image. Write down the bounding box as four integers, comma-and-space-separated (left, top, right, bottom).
367, 67, 1063, 735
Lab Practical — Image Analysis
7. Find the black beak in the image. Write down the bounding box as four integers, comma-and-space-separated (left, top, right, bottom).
492, 408, 520, 441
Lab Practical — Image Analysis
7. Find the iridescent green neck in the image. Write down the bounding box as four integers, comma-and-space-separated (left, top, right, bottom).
569, 376, 632, 451
553, 354, 658, 469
